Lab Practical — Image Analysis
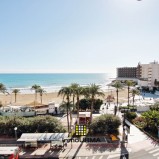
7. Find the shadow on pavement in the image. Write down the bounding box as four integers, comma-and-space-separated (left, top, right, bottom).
85, 139, 120, 153
120, 141, 129, 159
72, 141, 84, 159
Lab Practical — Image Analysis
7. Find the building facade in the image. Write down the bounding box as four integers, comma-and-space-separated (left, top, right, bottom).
117, 61, 159, 89
138, 61, 159, 89
117, 67, 137, 78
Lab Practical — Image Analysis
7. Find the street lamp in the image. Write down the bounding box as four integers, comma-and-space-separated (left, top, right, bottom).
14, 127, 17, 141
122, 109, 127, 142
123, 126, 127, 142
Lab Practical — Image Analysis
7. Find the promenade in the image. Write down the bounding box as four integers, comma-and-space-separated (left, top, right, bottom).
1, 103, 159, 158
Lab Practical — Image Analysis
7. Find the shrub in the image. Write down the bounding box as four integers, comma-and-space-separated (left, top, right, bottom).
141, 110, 159, 133
89, 114, 121, 135
119, 105, 137, 113
125, 112, 137, 122
79, 98, 103, 111
0, 115, 66, 137
132, 117, 147, 129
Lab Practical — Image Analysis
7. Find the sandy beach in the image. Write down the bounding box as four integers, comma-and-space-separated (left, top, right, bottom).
0, 89, 128, 107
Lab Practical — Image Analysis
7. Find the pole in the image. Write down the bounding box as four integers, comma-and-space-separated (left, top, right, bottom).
158, 126, 159, 138
14, 127, 17, 141
14, 130, 17, 142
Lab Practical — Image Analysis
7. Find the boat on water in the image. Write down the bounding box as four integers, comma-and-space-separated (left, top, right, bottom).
0, 105, 36, 117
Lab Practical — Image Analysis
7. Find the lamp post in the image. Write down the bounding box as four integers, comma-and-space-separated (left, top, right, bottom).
122, 109, 127, 142
14, 127, 17, 141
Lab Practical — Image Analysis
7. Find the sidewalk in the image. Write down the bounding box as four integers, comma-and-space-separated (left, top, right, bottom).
102, 103, 154, 152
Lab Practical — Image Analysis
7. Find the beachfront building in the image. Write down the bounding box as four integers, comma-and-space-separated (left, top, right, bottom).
117, 61, 159, 90
138, 61, 159, 90
117, 67, 137, 78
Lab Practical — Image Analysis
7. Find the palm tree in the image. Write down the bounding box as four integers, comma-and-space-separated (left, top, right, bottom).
88, 84, 105, 123
0, 83, 6, 105
125, 80, 134, 106
130, 89, 140, 105
12, 89, 20, 103
31, 84, 41, 103
0, 83, 6, 94
74, 86, 83, 124
112, 81, 123, 115
58, 86, 72, 133
70, 83, 79, 111
37, 88, 46, 104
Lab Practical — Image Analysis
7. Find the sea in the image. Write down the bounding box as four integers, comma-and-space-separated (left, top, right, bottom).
0, 73, 115, 94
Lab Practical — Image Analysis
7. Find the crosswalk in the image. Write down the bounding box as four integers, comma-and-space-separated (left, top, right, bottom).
145, 146, 159, 158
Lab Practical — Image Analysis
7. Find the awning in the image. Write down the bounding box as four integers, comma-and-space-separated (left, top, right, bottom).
18, 133, 69, 142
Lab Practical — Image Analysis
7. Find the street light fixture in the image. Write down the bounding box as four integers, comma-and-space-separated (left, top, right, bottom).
14, 127, 17, 141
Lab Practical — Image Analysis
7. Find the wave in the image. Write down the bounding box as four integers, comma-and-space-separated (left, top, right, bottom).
6, 82, 114, 94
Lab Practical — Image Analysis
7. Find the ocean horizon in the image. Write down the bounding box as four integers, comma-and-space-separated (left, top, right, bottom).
0, 73, 115, 94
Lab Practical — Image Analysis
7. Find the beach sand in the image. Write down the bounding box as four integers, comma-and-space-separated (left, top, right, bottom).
0, 89, 128, 106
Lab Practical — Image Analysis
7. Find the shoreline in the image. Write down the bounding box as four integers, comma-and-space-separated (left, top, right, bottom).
3, 84, 115, 94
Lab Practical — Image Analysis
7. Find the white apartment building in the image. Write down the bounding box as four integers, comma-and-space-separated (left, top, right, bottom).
138, 61, 159, 89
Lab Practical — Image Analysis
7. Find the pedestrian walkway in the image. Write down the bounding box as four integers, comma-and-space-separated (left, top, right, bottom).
145, 145, 159, 158
59, 144, 131, 158
102, 103, 157, 152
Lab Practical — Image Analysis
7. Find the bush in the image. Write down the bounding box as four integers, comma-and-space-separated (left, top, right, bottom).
133, 117, 147, 129
78, 99, 91, 110
0, 115, 66, 137
89, 114, 121, 135
125, 112, 137, 122
119, 105, 137, 113
141, 110, 159, 133
78, 98, 103, 111
93, 99, 103, 111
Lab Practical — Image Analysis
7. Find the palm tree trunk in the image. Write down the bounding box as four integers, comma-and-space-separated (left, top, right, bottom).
40, 95, 42, 104
116, 89, 119, 107
70, 110, 72, 130
90, 97, 94, 123
77, 96, 79, 124
15, 94, 16, 103
73, 95, 75, 111
66, 104, 70, 133
35, 92, 37, 102
128, 86, 130, 107
133, 96, 135, 106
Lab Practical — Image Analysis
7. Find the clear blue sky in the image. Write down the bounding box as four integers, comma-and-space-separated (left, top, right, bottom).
0, 0, 159, 75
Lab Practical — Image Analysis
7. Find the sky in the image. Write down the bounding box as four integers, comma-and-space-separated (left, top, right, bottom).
0, 0, 159, 75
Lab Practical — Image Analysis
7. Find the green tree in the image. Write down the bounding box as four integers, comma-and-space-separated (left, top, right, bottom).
0, 83, 6, 105
12, 89, 20, 103
70, 83, 79, 109
58, 87, 72, 133
74, 86, 83, 124
142, 110, 159, 133
87, 84, 105, 123
31, 84, 41, 106
112, 81, 123, 115
37, 88, 46, 104
130, 89, 140, 105
0, 83, 6, 94
89, 114, 121, 135
125, 112, 137, 122
125, 80, 134, 106
0, 116, 66, 137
